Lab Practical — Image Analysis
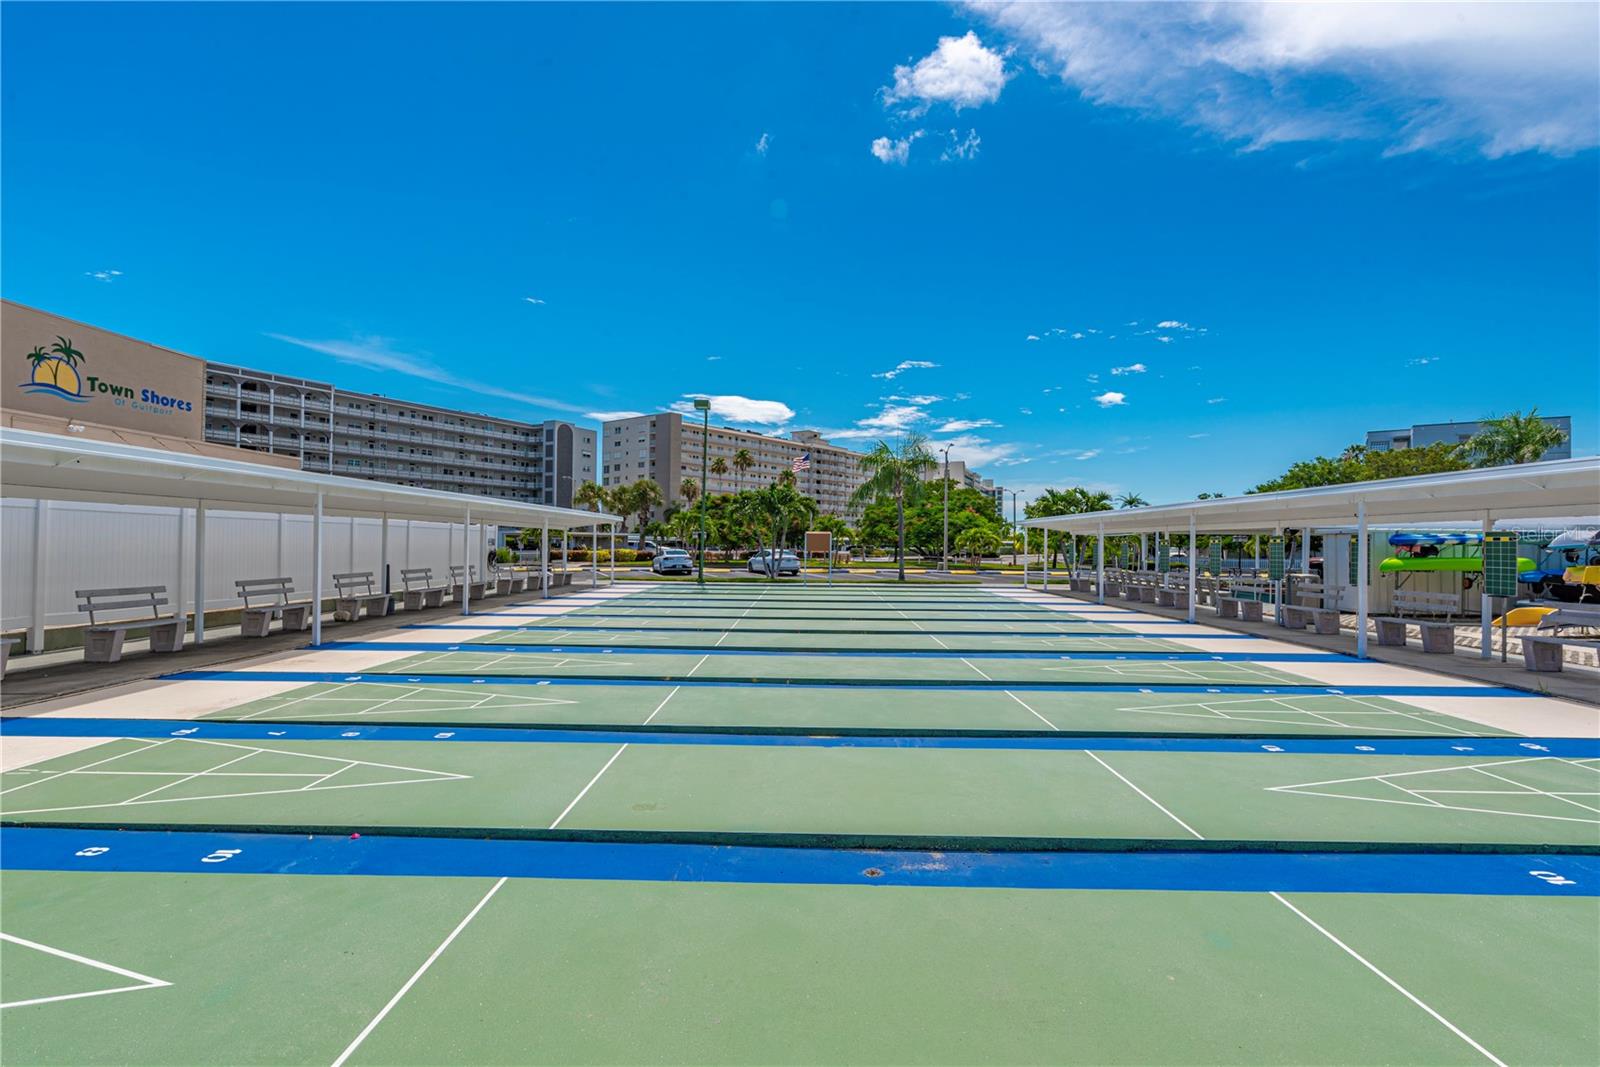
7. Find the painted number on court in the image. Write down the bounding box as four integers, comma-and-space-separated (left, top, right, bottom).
200, 849, 243, 864
1529, 870, 1577, 887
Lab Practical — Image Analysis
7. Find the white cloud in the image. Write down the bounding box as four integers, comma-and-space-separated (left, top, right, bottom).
586, 410, 646, 422
523, 296, 546, 305
967, 1, 1599, 157
940, 128, 982, 162
755, 132, 771, 156
1071, 331, 1086, 340
1156, 320, 1189, 329
669, 394, 795, 426
706, 355, 722, 361
1025, 334, 1040, 341
937, 418, 998, 433
872, 359, 939, 380
883, 31, 1009, 114
1407, 356, 1442, 367
85, 270, 123, 282
1110, 363, 1147, 376
870, 130, 925, 164
268, 334, 590, 414
887, 393, 943, 405
1085, 373, 1100, 384
1155, 336, 1174, 344
1206, 397, 1227, 404
1093, 391, 1127, 407
1072, 449, 1101, 460
931, 432, 1022, 468
1188, 432, 1211, 439
1019, 408, 1033, 416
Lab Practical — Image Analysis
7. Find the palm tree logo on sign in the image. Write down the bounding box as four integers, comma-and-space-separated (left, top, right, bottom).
20, 336, 89, 402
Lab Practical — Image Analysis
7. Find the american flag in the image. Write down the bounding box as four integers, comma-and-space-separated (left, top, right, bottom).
791, 452, 811, 473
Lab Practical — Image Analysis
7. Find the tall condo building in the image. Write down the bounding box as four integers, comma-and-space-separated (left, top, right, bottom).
203, 363, 596, 505
601, 413, 871, 521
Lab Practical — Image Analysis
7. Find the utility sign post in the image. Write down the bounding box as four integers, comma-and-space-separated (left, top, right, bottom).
804, 530, 833, 585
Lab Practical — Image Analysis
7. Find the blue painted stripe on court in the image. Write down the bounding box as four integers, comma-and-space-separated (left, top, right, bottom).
8, 717, 1591, 757
3, 826, 1593, 896
400, 623, 1265, 641
310, 640, 1347, 663
159, 669, 1541, 698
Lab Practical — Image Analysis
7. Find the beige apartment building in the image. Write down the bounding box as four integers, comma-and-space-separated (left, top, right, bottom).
922, 459, 1004, 516
203, 363, 595, 506
601, 413, 871, 521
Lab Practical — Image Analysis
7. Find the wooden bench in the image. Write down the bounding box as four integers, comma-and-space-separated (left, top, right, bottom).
1218, 579, 1271, 622
492, 566, 528, 596
1536, 606, 1600, 633
449, 565, 487, 603
333, 572, 392, 622
1522, 635, 1598, 673
235, 578, 314, 637
76, 586, 186, 662
400, 567, 448, 610
1375, 591, 1459, 653
0, 636, 18, 675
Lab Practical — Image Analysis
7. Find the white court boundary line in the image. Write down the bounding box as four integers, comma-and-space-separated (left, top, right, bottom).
0, 932, 171, 1009
329, 877, 508, 1067
1269, 893, 1507, 1067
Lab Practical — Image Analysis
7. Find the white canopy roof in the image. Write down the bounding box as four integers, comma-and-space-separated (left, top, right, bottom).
1021, 456, 1600, 535
0, 427, 619, 530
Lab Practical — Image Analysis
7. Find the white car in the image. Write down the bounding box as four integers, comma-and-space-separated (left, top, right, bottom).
651, 549, 693, 575
747, 550, 801, 576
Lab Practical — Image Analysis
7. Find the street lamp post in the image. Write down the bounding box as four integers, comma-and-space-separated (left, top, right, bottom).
940, 444, 951, 572
1007, 489, 1021, 566
694, 398, 710, 586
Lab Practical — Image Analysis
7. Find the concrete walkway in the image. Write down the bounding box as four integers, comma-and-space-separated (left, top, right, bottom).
1042, 587, 1600, 707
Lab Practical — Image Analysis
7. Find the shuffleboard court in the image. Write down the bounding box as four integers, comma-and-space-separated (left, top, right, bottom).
3, 865, 1595, 1065
5, 733, 1599, 847
188, 678, 1514, 736
332, 647, 1319, 685
5, 582, 1596, 1065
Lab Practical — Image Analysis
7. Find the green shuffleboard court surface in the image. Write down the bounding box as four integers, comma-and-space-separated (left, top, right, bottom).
368, 648, 1309, 685
203, 679, 1507, 736
3, 871, 1594, 1065
5, 582, 1596, 1065
6, 736, 1598, 847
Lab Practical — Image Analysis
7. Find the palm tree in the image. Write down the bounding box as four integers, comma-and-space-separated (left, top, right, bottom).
850, 433, 935, 581
574, 481, 606, 512
735, 482, 816, 580
955, 526, 1002, 574
709, 456, 729, 492
1026, 487, 1114, 569
732, 448, 754, 493
679, 477, 700, 509
1463, 409, 1569, 468
1116, 492, 1149, 509
25, 345, 51, 380
631, 479, 664, 535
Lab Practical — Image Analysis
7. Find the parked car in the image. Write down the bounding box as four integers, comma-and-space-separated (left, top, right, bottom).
747, 549, 801, 576
652, 549, 694, 575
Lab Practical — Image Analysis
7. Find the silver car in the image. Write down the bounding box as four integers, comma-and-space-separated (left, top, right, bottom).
747, 549, 801, 576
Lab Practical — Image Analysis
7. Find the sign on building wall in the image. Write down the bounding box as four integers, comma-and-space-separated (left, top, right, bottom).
1207, 541, 1222, 576
1268, 536, 1286, 581
2, 301, 205, 439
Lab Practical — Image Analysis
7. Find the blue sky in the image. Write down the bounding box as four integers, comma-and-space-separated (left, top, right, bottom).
4, 2, 1596, 506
